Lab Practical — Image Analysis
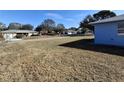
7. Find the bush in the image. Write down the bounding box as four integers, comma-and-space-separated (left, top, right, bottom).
81, 28, 89, 34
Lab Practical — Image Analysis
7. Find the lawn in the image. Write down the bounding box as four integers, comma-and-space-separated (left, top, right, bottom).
0, 36, 124, 82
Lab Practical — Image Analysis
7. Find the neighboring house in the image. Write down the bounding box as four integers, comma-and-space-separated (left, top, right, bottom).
1, 30, 37, 41
90, 14, 124, 46
66, 30, 77, 35
77, 28, 82, 34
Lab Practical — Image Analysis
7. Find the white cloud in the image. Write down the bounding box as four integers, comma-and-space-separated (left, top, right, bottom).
45, 13, 63, 19
45, 13, 74, 21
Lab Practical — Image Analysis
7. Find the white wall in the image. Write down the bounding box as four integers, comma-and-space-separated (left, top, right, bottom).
3, 33, 16, 41
2, 32, 33, 41
94, 22, 124, 46
28, 33, 32, 36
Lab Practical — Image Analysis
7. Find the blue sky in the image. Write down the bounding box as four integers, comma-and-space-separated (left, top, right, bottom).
0, 10, 124, 28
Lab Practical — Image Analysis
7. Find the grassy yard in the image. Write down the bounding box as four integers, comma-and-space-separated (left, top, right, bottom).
0, 36, 124, 82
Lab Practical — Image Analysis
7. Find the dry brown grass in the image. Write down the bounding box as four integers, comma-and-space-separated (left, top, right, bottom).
0, 36, 124, 82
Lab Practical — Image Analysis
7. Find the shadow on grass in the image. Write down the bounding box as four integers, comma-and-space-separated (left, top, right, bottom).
59, 38, 124, 57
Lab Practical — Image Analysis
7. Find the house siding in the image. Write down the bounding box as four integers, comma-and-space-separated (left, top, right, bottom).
94, 22, 124, 46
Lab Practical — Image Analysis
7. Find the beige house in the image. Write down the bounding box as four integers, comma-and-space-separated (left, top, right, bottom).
1, 30, 37, 41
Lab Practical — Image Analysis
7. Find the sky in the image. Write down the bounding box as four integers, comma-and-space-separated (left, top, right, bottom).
0, 10, 124, 28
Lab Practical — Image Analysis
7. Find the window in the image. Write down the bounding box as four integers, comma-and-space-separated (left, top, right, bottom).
118, 22, 124, 35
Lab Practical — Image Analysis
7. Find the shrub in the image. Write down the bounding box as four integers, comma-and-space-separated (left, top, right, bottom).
0, 32, 4, 41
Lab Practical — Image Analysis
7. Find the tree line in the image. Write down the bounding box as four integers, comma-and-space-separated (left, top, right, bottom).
0, 23, 34, 31
0, 10, 117, 35
0, 19, 65, 35
35, 19, 65, 35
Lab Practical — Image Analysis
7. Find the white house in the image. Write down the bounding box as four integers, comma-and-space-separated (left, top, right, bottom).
1, 30, 37, 41
66, 30, 77, 35
90, 14, 124, 46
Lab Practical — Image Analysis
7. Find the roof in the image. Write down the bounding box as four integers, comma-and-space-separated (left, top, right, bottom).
1, 30, 37, 33
67, 30, 76, 32
90, 14, 124, 25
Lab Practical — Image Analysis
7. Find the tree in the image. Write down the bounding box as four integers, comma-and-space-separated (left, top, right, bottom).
83, 15, 95, 23
0, 22, 7, 31
35, 25, 42, 35
68, 27, 78, 31
21, 24, 33, 30
79, 15, 94, 31
8, 23, 22, 30
93, 10, 116, 21
41, 19, 56, 33
35, 25, 42, 31
79, 10, 116, 33
55, 24, 65, 34
35, 19, 56, 35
